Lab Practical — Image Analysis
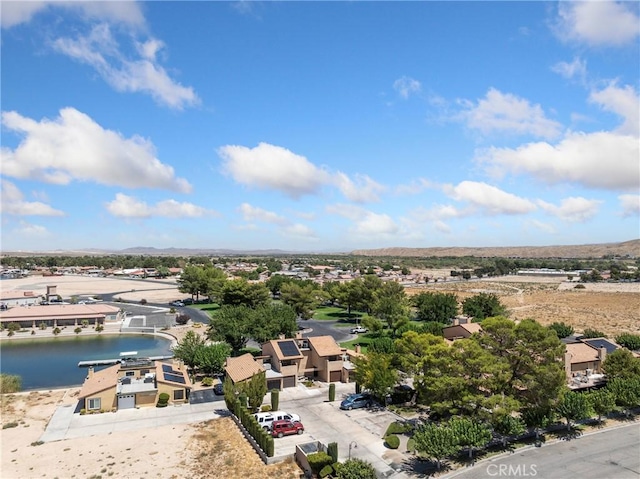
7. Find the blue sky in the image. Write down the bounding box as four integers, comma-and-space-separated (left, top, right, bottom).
1, 1, 639, 253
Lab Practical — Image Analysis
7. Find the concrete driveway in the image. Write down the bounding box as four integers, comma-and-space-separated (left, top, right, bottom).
275, 382, 411, 478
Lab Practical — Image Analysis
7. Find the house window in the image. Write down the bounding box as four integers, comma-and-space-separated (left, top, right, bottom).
173, 389, 184, 401
87, 398, 101, 410
125, 371, 135, 377
141, 369, 150, 375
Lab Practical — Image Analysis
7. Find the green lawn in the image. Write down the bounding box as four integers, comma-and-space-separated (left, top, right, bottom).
340, 333, 375, 352
313, 305, 366, 323
189, 303, 220, 316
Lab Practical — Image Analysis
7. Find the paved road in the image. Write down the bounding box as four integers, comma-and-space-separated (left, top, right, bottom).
299, 318, 356, 343
444, 423, 640, 479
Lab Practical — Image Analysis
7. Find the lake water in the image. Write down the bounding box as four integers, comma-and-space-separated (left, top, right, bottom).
0, 335, 173, 390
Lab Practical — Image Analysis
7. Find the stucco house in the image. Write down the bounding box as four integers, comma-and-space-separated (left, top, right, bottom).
443, 317, 482, 340
564, 337, 620, 389
78, 358, 191, 411
224, 353, 266, 386
297, 335, 347, 383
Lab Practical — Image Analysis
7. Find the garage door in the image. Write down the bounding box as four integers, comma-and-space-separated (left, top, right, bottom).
330, 371, 341, 383
267, 379, 281, 391
118, 394, 135, 409
283, 376, 296, 388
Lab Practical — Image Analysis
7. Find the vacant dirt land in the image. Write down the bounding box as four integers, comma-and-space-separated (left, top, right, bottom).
407, 277, 640, 337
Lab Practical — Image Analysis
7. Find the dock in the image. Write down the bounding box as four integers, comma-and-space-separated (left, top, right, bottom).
78, 355, 173, 367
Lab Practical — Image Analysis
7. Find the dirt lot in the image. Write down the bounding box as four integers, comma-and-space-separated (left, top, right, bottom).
407, 276, 640, 336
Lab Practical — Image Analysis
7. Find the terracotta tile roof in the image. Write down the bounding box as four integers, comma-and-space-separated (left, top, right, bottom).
566, 343, 599, 364
225, 353, 264, 383
0, 304, 120, 321
460, 323, 482, 334
307, 335, 343, 357
78, 365, 119, 399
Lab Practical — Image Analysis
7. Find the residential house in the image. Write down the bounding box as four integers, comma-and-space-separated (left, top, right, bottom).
564, 337, 620, 389
224, 353, 266, 386
298, 335, 347, 383
261, 338, 305, 389
78, 359, 191, 411
443, 317, 482, 341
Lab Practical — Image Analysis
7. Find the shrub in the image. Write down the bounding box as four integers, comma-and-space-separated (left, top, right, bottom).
548, 322, 574, 339
319, 465, 334, 478
95, 324, 104, 332
385, 421, 410, 435
260, 404, 272, 412
7, 322, 20, 332
271, 389, 279, 411
38, 322, 47, 330
582, 328, 607, 339
307, 451, 333, 475
169, 307, 176, 314
176, 314, 190, 325
574, 284, 586, 289
329, 383, 336, 402
265, 436, 274, 457
201, 377, 214, 387
52, 327, 61, 335
2, 422, 19, 429
80, 409, 87, 415
74, 327, 82, 334
385, 434, 400, 449
31, 330, 36, 335
615, 333, 640, 351
157, 392, 170, 408
81, 320, 89, 328
140, 298, 147, 305
327, 442, 338, 463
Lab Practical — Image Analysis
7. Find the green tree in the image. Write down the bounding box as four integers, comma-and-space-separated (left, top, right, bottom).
352, 352, 397, 404
606, 377, 640, 414
207, 305, 253, 352
201, 265, 227, 303
412, 422, 458, 470
239, 371, 267, 412
581, 328, 607, 339
412, 292, 459, 323
178, 265, 206, 301
335, 458, 377, 479
521, 405, 555, 442
461, 293, 506, 320
250, 303, 298, 344
171, 330, 206, 371
615, 333, 640, 351
491, 414, 525, 448
220, 279, 270, 308
280, 281, 325, 320
448, 417, 491, 460
556, 391, 591, 431
194, 342, 232, 376
393, 331, 446, 376
587, 389, 616, 423
371, 281, 409, 337
602, 348, 640, 380
548, 322, 574, 339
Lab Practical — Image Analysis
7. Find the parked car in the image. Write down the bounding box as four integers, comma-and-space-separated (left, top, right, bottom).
350, 325, 368, 333
170, 300, 185, 307
340, 393, 372, 410
254, 411, 301, 430
271, 419, 304, 438
213, 382, 224, 395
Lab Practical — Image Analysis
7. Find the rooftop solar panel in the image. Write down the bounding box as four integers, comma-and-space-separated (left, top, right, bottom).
162, 364, 172, 373
278, 340, 300, 357
164, 373, 186, 384
584, 338, 618, 354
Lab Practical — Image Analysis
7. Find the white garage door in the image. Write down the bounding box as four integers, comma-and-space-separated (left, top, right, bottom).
118, 394, 135, 409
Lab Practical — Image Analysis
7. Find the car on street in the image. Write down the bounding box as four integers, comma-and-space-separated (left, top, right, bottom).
340, 393, 372, 410
350, 326, 368, 333
213, 382, 224, 395
271, 419, 304, 438
170, 300, 185, 307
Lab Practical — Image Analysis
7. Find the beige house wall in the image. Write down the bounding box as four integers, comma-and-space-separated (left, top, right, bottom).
135, 392, 157, 407
85, 387, 117, 411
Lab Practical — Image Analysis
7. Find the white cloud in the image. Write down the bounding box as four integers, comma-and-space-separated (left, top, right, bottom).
528, 219, 557, 235
105, 194, 213, 218
395, 178, 434, 195
326, 203, 399, 237
589, 82, 639, 136
238, 203, 288, 225
333, 172, 385, 203
1, 108, 191, 193
283, 223, 316, 239
412, 204, 467, 222
478, 131, 639, 191
537, 197, 601, 222
52, 24, 199, 110
393, 76, 422, 99
555, 1, 640, 47
551, 57, 587, 82
1, 1, 145, 29
619, 194, 640, 217
461, 88, 562, 139
219, 142, 330, 199
443, 181, 537, 215
12, 220, 50, 238
0, 179, 64, 216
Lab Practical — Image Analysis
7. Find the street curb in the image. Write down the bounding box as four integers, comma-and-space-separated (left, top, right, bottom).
440, 420, 640, 478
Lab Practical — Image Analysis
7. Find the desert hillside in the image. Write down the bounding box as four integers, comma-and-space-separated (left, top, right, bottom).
352, 239, 640, 259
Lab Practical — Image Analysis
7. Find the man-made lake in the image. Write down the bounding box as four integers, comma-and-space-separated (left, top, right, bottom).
1, 335, 174, 390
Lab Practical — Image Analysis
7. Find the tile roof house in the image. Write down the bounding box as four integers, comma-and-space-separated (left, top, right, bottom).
443, 317, 482, 340
261, 339, 304, 389
224, 353, 265, 384
78, 359, 191, 411
564, 337, 620, 390
0, 304, 123, 328
297, 335, 347, 383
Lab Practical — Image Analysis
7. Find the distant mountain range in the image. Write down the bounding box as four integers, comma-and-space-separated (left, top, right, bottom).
2, 239, 639, 258
351, 239, 640, 259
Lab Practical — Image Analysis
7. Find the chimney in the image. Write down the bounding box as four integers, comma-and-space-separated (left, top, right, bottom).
278, 333, 285, 340
598, 346, 607, 364
564, 351, 572, 379
87, 367, 95, 379
453, 318, 460, 326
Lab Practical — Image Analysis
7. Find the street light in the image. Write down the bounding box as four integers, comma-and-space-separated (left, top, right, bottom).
348, 441, 357, 460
